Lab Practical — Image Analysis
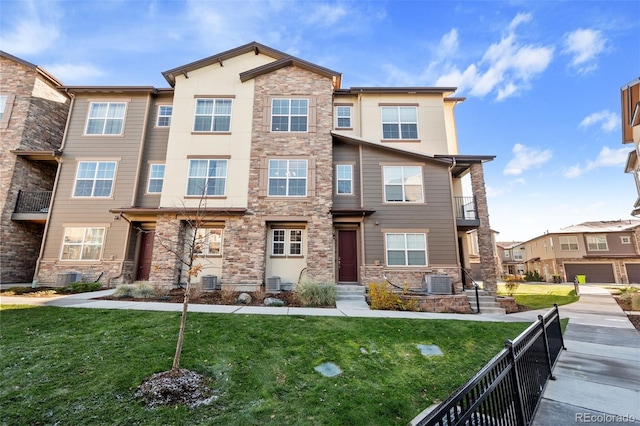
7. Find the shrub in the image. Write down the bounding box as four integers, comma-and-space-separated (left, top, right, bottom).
113, 284, 136, 298
133, 282, 156, 298
367, 282, 402, 310
503, 281, 520, 297
524, 271, 544, 282
632, 294, 640, 311
70, 281, 102, 293
152, 282, 171, 298
295, 278, 336, 307
3, 286, 31, 295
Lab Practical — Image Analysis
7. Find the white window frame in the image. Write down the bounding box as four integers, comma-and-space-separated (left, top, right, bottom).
381, 106, 418, 140
72, 161, 117, 198
336, 164, 353, 195
193, 98, 232, 132
271, 98, 308, 132
0, 95, 7, 121
147, 164, 165, 194
156, 105, 172, 127
504, 251, 511, 259
85, 102, 126, 135
60, 227, 106, 261
193, 228, 223, 257
587, 235, 608, 251
383, 165, 424, 203
621, 236, 631, 244
267, 159, 308, 197
559, 236, 579, 251
336, 106, 351, 128
385, 232, 428, 266
186, 159, 228, 196
271, 229, 303, 257
513, 251, 523, 261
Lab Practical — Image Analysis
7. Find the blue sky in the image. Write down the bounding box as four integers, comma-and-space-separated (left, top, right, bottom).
2, 0, 638, 242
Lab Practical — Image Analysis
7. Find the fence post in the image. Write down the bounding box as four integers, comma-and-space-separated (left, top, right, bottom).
505, 339, 526, 426
554, 304, 567, 351
474, 283, 481, 314
538, 314, 556, 380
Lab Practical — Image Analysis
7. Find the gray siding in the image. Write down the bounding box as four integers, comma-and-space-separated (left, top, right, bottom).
360, 145, 457, 266
604, 233, 636, 255
136, 93, 172, 207
332, 142, 360, 209
43, 93, 151, 260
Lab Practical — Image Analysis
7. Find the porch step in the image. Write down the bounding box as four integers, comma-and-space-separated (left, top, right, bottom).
465, 290, 506, 315
336, 284, 367, 301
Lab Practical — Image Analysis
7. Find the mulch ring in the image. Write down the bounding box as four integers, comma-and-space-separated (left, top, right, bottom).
613, 296, 640, 331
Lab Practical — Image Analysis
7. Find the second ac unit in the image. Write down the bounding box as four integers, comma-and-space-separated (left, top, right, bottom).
201, 275, 218, 290
426, 274, 453, 294
265, 276, 281, 292
55, 272, 82, 286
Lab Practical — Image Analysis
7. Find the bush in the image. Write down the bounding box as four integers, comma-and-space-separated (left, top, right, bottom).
133, 282, 156, 298
57, 282, 102, 294
503, 281, 520, 297
524, 271, 544, 282
113, 284, 136, 298
295, 278, 336, 307
632, 294, 640, 311
367, 281, 419, 311
3, 286, 31, 295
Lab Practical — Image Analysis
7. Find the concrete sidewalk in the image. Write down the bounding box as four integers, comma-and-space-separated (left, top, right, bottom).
2, 284, 639, 425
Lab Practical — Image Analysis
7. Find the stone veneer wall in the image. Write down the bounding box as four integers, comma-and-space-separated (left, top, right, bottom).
0, 57, 69, 283
360, 265, 464, 293
148, 215, 185, 286
470, 163, 497, 294
36, 260, 125, 286
221, 66, 335, 289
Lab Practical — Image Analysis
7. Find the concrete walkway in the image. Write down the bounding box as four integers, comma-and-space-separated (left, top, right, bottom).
2, 284, 639, 424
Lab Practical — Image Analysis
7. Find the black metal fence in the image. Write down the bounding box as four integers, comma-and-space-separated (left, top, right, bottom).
413, 304, 565, 426
14, 190, 52, 213
454, 196, 477, 220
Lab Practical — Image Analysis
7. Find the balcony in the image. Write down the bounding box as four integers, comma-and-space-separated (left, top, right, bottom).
455, 196, 480, 230
12, 190, 52, 223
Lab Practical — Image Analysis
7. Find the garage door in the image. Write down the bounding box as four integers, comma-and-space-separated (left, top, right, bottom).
626, 264, 640, 284
564, 263, 615, 283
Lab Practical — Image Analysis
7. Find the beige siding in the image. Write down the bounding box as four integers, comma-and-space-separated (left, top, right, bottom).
360, 145, 457, 266
43, 93, 150, 261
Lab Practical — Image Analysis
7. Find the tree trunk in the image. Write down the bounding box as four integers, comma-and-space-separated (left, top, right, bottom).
171, 278, 191, 373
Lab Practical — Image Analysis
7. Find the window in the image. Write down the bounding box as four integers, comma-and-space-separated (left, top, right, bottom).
383, 165, 423, 202
86, 102, 126, 135
61, 227, 105, 261
386, 233, 427, 266
621, 236, 631, 244
0, 95, 6, 120
73, 161, 116, 197
513, 250, 523, 261
587, 235, 608, 251
271, 99, 308, 132
336, 106, 351, 128
559, 236, 579, 251
194, 99, 232, 132
186, 159, 227, 196
336, 164, 353, 195
268, 159, 307, 196
504, 251, 511, 259
157, 105, 172, 127
271, 229, 303, 256
381, 106, 418, 139
193, 228, 223, 256
147, 164, 165, 193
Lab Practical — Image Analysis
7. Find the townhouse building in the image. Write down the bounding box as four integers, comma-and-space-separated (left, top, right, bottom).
26, 42, 497, 293
0, 51, 69, 284
496, 241, 525, 277
623, 78, 640, 215
520, 220, 640, 284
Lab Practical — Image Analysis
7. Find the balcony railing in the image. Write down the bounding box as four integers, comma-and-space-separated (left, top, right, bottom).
454, 196, 477, 220
14, 190, 52, 213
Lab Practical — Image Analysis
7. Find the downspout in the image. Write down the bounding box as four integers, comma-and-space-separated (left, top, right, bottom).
107, 92, 153, 287
33, 90, 75, 286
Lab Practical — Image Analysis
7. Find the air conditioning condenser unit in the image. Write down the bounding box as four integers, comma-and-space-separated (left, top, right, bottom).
426, 274, 453, 294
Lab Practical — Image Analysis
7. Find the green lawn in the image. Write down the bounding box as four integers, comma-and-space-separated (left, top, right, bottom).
497, 283, 580, 310
0, 305, 529, 425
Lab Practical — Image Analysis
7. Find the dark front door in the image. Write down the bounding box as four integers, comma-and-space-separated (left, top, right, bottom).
338, 230, 358, 282
136, 230, 155, 281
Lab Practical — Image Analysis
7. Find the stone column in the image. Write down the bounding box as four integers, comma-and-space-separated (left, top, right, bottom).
149, 215, 184, 286
470, 163, 497, 294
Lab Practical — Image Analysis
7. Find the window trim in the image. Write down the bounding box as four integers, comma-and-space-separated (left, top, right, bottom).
621, 236, 631, 244
146, 163, 165, 194
270, 228, 304, 258
0, 93, 15, 129
186, 158, 228, 197
383, 231, 428, 267
193, 97, 233, 133
72, 161, 118, 198
382, 164, 425, 203
84, 101, 127, 136
271, 98, 309, 132
559, 236, 579, 251
335, 105, 352, 129
267, 159, 308, 197
586, 235, 608, 251
156, 105, 172, 128
193, 227, 223, 257
336, 164, 353, 195
380, 105, 419, 141
60, 226, 106, 261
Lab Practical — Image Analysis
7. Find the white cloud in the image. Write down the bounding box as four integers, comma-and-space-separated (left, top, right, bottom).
563, 28, 606, 74
563, 164, 583, 178
579, 110, 620, 132
0, 0, 61, 55
564, 146, 629, 178
504, 143, 553, 176
434, 14, 553, 101
44, 63, 106, 85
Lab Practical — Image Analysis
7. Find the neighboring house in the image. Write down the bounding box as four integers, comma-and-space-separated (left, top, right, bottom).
0, 51, 69, 284
32, 42, 497, 293
496, 241, 525, 277
521, 220, 640, 284
623, 78, 640, 215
